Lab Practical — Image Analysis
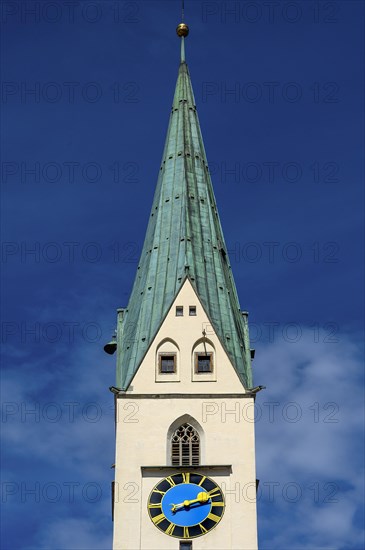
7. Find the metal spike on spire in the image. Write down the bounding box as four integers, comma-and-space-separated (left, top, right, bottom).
176, 0, 189, 62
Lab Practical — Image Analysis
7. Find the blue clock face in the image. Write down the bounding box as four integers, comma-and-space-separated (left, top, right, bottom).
147, 472, 225, 539
162, 482, 211, 526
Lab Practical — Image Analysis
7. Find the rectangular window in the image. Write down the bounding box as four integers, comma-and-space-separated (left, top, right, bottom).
195, 352, 213, 373
180, 542, 192, 550
189, 306, 196, 316
159, 353, 176, 373
176, 306, 183, 316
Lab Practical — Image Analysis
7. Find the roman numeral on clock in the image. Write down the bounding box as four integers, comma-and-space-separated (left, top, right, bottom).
152, 489, 165, 495
182, 472, 190, 483
166, 476, 176, 487
207, 512, 221, 523
152, 513, 166, 525
165, 522, 176, 536
208, 488, 221, 498
198, 475, 206, 486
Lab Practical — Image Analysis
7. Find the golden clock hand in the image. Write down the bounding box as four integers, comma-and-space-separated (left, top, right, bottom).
171, 499, 191, 512
171, 492, 209, 512
188, 493, 209, 506
171, 501, 187, 512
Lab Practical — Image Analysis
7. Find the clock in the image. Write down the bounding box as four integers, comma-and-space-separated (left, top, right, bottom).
147, 472, 225, 539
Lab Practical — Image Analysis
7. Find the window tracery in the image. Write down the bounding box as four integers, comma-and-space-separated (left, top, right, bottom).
171, 423, 200, 466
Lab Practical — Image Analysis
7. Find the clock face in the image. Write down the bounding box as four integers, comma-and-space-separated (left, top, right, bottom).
147, 472, 225, 538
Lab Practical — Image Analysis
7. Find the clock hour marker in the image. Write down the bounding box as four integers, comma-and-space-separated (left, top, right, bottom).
153, 489, 166, 495
165, 522, 176, 536
166, 476, 176, 487
207, 512, 221, 523
148, 503, 162, 509
152, 513, 166, 525
182, 472, 190, 484
199, 523, 208, 534
211, 501, 225, 507
183, 526, 190, 538
198, 475, 206, 486
207, 488, 221, 497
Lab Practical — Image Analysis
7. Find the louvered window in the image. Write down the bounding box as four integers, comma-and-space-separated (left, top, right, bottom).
195, 352, 213, 373
171, 423, 200, 466
159, 353, 176, 373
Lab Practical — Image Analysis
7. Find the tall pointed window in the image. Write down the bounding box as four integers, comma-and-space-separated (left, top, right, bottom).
171, 423, 200, 466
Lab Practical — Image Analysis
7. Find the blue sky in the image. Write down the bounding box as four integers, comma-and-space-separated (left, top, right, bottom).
1, 1, 364, 549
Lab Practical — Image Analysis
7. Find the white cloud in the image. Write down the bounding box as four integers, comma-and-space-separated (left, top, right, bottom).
254, 330, 364, 549
26, 518, 112, 550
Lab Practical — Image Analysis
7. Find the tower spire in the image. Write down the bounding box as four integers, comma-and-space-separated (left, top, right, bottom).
115, 20, 253, 391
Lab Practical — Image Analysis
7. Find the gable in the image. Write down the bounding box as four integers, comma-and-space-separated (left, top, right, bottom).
127, 279, 247, 394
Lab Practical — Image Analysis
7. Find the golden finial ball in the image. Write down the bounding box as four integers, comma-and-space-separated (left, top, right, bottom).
176, 23, 189, 37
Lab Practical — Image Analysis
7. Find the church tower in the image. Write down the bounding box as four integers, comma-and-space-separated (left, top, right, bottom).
106, 19, 261, 550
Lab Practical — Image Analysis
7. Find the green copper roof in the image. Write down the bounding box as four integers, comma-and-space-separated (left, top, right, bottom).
116, 37, 253, 390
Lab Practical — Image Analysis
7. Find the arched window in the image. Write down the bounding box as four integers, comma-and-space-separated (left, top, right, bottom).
192, 338, 216, 381
171, 423, 200, 466
156, 338, 180, 382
